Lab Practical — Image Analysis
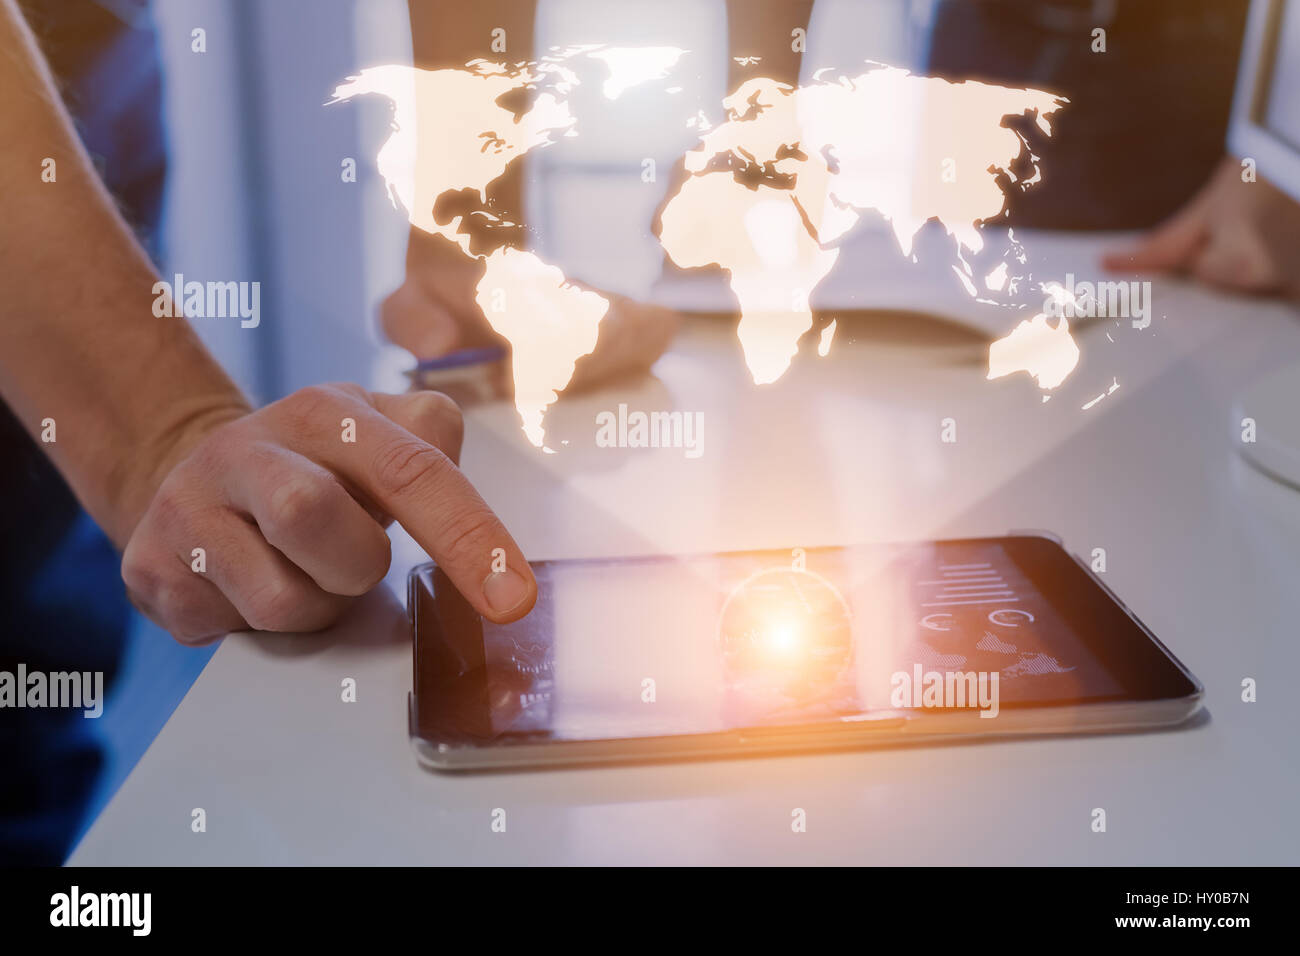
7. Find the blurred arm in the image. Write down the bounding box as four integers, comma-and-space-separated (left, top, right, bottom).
0, 0, 250, 546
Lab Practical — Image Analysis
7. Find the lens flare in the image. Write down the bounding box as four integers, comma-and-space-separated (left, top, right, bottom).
717, 566, 853, 703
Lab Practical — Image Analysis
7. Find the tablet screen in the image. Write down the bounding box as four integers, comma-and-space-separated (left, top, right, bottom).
414, 537, 1192, 745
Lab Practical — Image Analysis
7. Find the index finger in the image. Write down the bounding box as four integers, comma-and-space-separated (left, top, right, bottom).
281, 387, 537, 623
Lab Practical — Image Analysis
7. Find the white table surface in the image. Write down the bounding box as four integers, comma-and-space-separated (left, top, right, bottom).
72, 238, 1300, 864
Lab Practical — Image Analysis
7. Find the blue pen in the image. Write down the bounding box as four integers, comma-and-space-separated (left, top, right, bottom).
413, 347, 507, 372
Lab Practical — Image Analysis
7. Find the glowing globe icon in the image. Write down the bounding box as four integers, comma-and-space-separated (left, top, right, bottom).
718, 566, 853, 699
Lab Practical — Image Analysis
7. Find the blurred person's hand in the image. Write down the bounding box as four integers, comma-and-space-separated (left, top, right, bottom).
380, 229, 682, 395
1, 0, 542, 651
121, 384, 536, 644
1103, 156, 1300, 299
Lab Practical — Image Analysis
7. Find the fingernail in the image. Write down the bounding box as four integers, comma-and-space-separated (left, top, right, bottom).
482, 568, 531, 617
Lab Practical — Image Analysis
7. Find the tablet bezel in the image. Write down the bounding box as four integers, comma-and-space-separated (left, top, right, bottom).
409, 534, 1204, 770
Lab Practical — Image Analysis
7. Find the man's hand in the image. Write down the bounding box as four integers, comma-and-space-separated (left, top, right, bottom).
380, 229, 682, 397
1103, 156, 1300, 299
121, 383, 536, 644
0, 3, 535, 646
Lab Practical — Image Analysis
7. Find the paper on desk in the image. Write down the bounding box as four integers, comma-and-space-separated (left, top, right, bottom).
648, 226, 1136, 340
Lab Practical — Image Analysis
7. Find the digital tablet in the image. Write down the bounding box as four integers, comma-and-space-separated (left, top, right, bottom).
408, 534, 1203, 770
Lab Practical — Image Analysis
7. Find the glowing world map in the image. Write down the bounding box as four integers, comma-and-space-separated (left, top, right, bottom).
330, 47, 1073, 448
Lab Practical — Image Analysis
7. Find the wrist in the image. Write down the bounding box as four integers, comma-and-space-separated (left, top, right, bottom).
107, 393, 251, 547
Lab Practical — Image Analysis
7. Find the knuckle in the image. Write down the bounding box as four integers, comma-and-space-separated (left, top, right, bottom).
120, 541, 162, 598
371, 436, 448, 500
416, 390, 462, 427
265, 476, 334, 534
243, 576, 308, 632
437, 506, 499, 565
293, 383, 343, 409
156, 582, 217, 644
424, 391, 465, 450
241, 439, 282, 472
327, 381, 370, 403
282, 383, 349, 433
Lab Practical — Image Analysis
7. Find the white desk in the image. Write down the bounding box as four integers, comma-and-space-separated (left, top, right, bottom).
71, 246, 1300, 864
